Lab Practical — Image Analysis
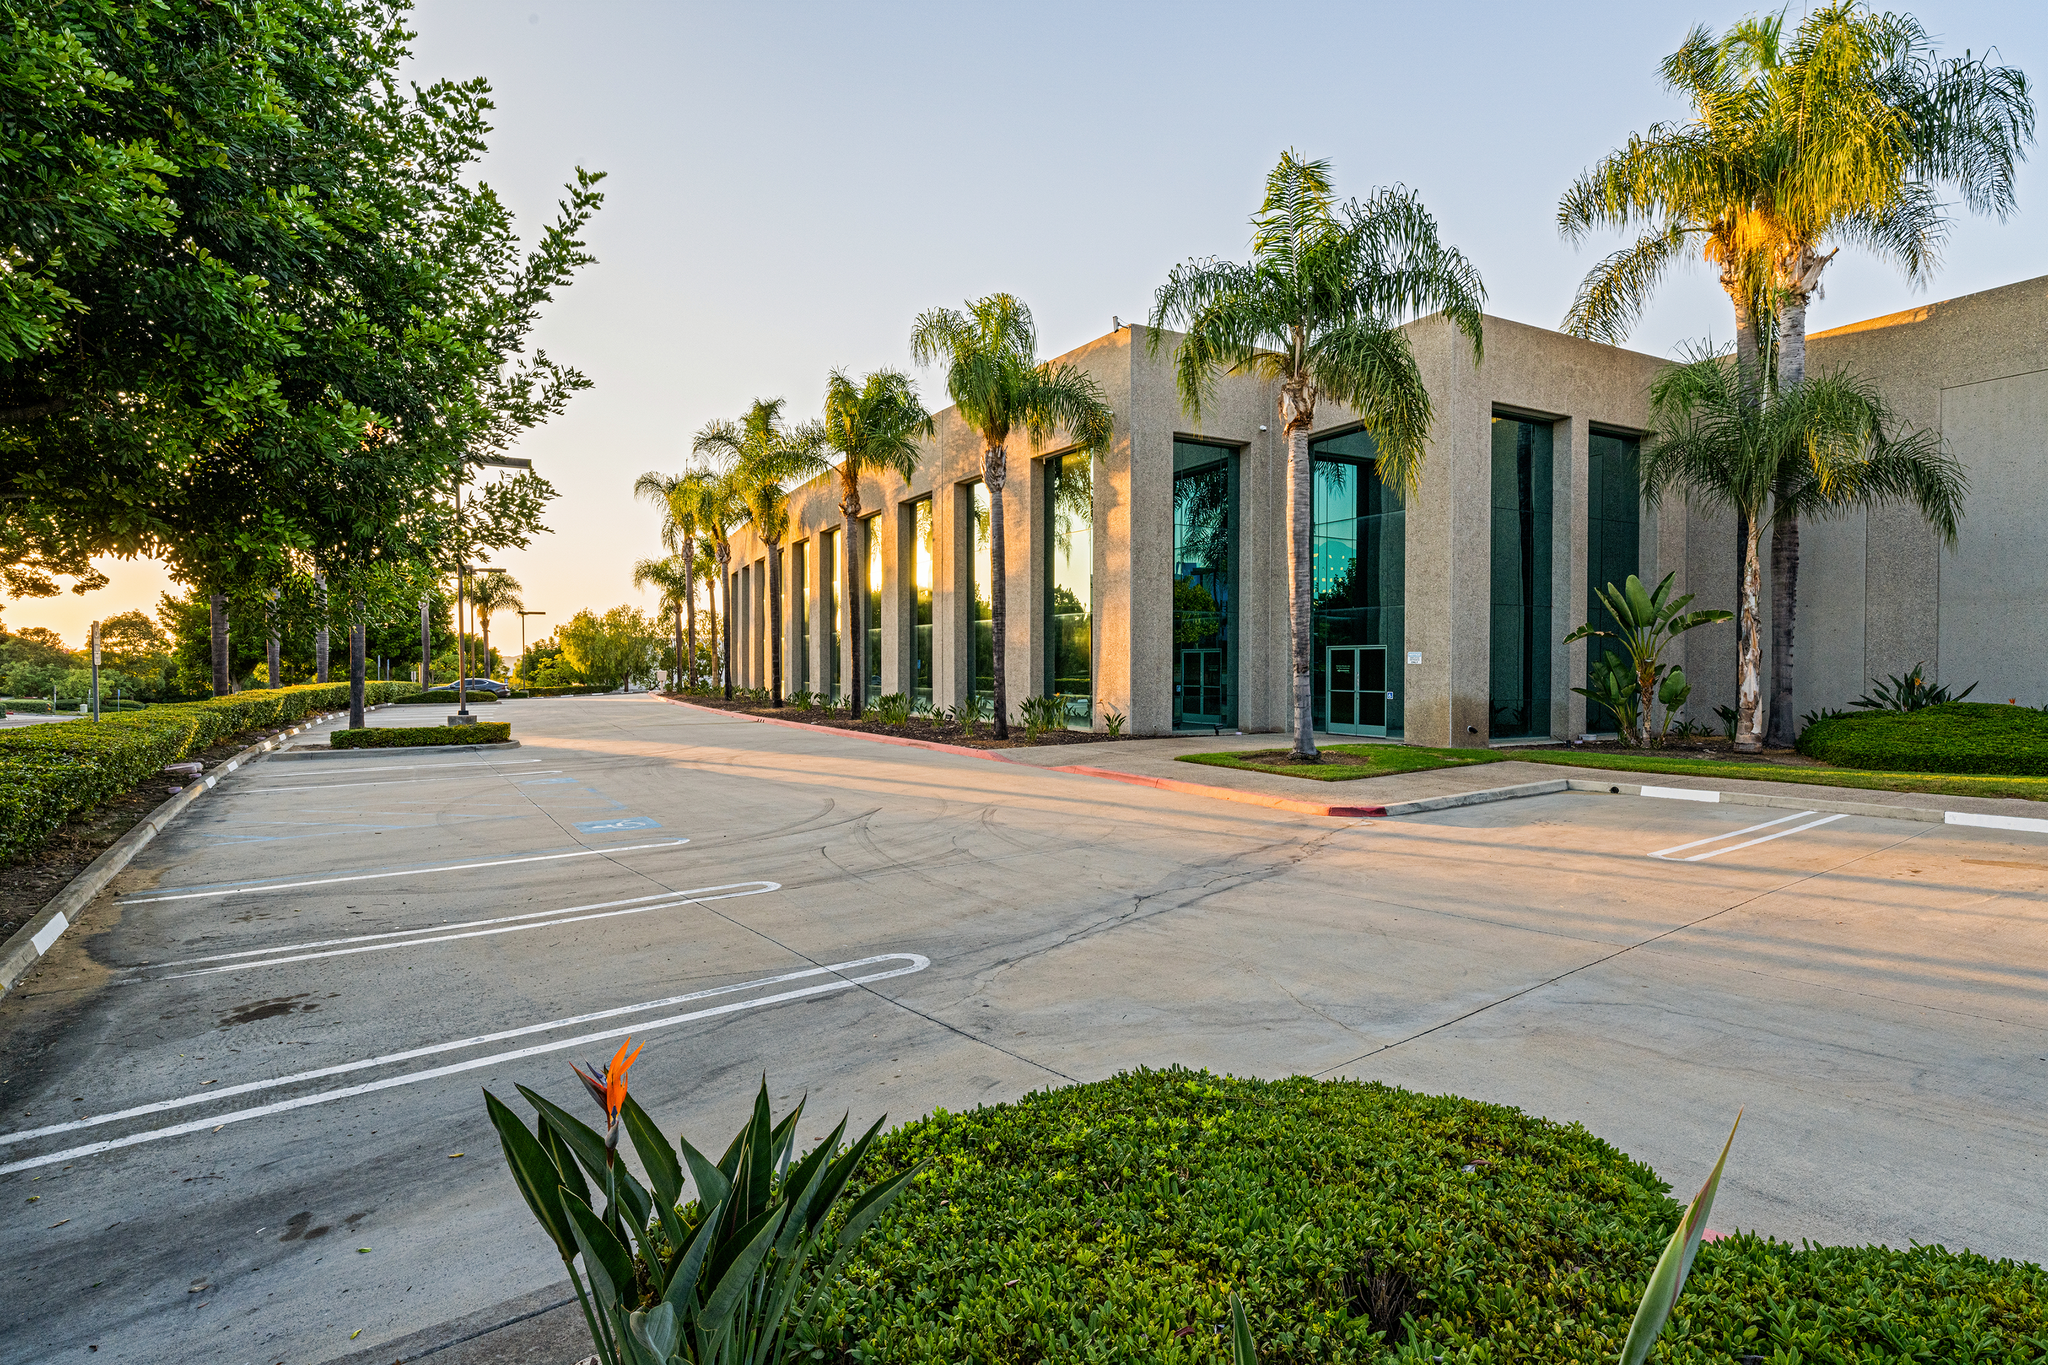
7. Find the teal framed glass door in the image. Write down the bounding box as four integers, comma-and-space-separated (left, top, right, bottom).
1325, 645, 1389, 735
1178, 647, 1226, 724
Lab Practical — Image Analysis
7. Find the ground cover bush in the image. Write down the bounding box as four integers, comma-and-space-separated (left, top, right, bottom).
330, 722, 510, 748
1798, 702, 2048, 775
810, 1070, 2048, 1363
0, 681, 419, 862
1178, 745, 1502, 782
392, 689, 500, 705
523, 683, 616, 696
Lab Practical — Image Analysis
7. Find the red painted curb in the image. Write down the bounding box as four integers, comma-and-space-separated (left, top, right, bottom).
652, 694, 1023, 764
1048, 764, 1385, 819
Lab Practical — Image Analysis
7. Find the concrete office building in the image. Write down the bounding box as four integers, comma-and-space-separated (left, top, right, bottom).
719, 274, 2048, 744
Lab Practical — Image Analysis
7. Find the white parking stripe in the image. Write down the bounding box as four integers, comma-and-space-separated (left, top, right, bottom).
238, 770, 564, 794
153, 881, 779, 979
1649, 810, 1815, 860
242, 758, 545, 777
1684, 812, 1847, 860
0, 953, 930, 1174
118, 839, 686, 904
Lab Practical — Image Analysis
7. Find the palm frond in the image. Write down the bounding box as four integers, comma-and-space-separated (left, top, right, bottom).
1562, 222, 1694, 343
1309, 321, 1431, 493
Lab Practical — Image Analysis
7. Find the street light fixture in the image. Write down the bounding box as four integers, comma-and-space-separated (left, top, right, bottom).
449, 452, 531, 726
516, 609, 547, 680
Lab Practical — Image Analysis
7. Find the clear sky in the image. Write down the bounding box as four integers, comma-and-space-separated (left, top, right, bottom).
21, 0, 2045, 647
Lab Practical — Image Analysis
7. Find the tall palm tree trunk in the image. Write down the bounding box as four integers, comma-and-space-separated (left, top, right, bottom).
1766, 516, 1801, 747
985, 446, 1010, 740
315, 574, 330, 683
1735, 527, 1766, 751
1282, 390, 1317, 759
841, 499, 864, 717
481, 616, 491, 681
767, 538, 785, 706
349, 605, 367, 729
684, 547, 698, 689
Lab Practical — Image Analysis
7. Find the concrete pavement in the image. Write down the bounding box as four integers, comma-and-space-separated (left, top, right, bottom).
2, 696, 2043, 1363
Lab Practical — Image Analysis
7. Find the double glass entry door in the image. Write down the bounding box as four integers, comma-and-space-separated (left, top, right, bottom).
1326, 645, 1390, 735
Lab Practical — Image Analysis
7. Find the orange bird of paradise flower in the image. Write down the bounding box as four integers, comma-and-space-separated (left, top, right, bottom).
573, 1040, 641, 1156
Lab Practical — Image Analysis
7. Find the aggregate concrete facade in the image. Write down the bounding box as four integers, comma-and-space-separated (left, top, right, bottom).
720, 275, 2048, 741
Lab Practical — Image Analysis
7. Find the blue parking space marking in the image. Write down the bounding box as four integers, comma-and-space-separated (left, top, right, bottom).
574, 816, 662, 834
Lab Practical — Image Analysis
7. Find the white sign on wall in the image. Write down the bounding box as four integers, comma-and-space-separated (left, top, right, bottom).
1407, 651, 1422, 665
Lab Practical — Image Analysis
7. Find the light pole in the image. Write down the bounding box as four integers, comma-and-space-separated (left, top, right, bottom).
450, 452, 532, 725
516, 610, 547, 681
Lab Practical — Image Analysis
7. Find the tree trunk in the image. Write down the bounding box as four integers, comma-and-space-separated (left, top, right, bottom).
266, 602, 281, 691
315, 574, 330, 682
209, 593, 231, 696
349, 610, 367, 729
1766, 513, 1801, 747
481, 616, 491, 683
767, 539, 786, 706
1735, 525, 1765, 751
684, 544, 698, 689
717, 545, 733, 699
419, 597, 431, 688
985, 446, 1010, 740
1281, 392, 1317, 759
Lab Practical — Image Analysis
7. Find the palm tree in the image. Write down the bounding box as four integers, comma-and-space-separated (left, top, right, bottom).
689, 537, 720, 689
470, 569, 523, 681
631, 555, 694, 691
911, 296, 1114, 739
633, 469, 704, 688
1150, 152, 1485, 758
821, 367, 934, 718
1642, 351, 1964, 751
1721, 4, 2032, 743
668, 468, 746, 698
694, 399, 830, 707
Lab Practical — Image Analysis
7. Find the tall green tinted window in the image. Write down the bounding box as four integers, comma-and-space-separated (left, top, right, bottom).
910, 499, 933, 706
819, 529, 839, 700
1045, 452, 1093, 726
792, 539, 809, 694
968, 483, 993, 711
864, 514, 881, 698
1173, 441, 1236, 729
1585, 431, 1641, 733
1489, 416, 1554, 737
1308, 429, 1405, 736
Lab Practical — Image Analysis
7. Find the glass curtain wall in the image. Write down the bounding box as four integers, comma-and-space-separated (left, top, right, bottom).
910, 499, 934, 707
819, 529, 840, 701
1585, 432, 1642, 733
967, 483, 993, 711
1309, 429, 1405, 736
1489, 415, 1554, 737
1172, 440, 1236, 729
1044, 452, 1093, 727
864, 514, 881, 699
791, 540, 809, 695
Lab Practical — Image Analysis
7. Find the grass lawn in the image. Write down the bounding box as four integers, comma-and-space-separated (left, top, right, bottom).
1177, 743, 1504, 782
1511, 747, 2048, 802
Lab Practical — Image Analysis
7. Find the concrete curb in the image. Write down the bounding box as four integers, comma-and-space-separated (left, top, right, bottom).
0, 708, 355, 998
652, 694, 1025, 763
271, 739, 523, 760
1378, 778, 1573, 817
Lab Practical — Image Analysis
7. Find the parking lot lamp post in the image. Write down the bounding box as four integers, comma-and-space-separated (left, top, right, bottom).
517, 610, 546, 680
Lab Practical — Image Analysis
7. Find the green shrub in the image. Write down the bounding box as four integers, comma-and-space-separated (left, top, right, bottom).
391, 689, 500, 705
0, 681, 419, 862
811, 1070, 2047, 1363
1798, 701, 2048, 774
524, 683, 615, 697
330, 721, 510, 748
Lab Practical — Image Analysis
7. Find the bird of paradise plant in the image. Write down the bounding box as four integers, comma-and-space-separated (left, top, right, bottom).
485, 1045, 918, 1365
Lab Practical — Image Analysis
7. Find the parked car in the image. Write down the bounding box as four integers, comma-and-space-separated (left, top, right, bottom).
456, 677, 510, 696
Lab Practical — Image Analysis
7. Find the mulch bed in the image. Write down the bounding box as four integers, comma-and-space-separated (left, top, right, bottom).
668, 693, 1138, 750
0, 729, 291, 950
1525, 737, 1824, 766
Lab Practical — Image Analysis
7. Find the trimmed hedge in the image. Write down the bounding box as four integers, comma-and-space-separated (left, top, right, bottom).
814, 1070, 2047, 1363
523, 683, 616, 696
330, 721, 510, 748
0, 681, 419, 863
1799, 701, 2048, 775
391, 689, 500, 705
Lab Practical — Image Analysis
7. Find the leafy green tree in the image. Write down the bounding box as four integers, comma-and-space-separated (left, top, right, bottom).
3, 0, 601, 677
1150, 152, 1485, 756
695, 399, 830, 706
911, 297, 1112, 738
821, 368, 933, 716
1642, 352, 1964, 750
558, 606, 662, 691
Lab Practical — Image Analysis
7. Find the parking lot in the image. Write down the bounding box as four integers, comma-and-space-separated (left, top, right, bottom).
3, 695, 2045, 1363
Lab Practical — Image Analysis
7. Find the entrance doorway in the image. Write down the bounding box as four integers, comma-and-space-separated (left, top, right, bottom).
1325, 645, 1390, 735
1178, 647, 1226, 725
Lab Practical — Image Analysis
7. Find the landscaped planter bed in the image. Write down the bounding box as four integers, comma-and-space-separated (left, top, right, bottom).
669, 692, 1140, 748
810, 1070, 2048, 1363
331, 721, 511, 748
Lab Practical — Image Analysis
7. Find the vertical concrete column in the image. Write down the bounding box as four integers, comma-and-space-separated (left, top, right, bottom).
1100, 417, 1170, 734
1239, 414, 1284, 733
876, 509, 902, 697
1556, 415, 1588, 738
750, 558, 767, 689
1009, 456, 1049, 713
